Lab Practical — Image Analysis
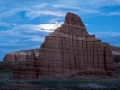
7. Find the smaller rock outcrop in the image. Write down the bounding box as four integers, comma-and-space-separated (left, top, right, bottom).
13, 50, 39, 79
3, 49, 39, 62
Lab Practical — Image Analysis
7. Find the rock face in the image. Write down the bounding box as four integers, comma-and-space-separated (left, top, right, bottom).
3, 49, 39, 62
3, 46, 120, 63
12, 12, 117, 78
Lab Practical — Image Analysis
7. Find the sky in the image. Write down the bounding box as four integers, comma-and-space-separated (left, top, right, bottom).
0, 0, 120, 61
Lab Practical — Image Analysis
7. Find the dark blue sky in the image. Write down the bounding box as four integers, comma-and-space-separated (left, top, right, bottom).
0, 0, 120, 61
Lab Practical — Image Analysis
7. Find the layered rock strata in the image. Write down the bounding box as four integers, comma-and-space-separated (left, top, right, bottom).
3, 49, 39, 62
3, 46, 120, 63
13, 12, 116, 78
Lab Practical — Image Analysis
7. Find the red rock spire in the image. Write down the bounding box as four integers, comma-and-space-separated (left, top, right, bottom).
11, 12, 117, 79
64, 12, 85, 27
52, 12, 89, 37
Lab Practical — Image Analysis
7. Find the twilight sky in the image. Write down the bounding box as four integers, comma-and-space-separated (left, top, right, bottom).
0, 0, 120, 61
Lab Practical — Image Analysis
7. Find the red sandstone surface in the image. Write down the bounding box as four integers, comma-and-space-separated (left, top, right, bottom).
2, 12, 117, 79
3, 46, 120, 63
3, 48, 39, 62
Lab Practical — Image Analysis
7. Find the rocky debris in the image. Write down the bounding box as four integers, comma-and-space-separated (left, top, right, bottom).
4, 12, 117, 79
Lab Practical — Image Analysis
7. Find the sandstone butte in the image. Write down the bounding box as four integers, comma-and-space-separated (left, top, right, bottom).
3, 12, 117, 79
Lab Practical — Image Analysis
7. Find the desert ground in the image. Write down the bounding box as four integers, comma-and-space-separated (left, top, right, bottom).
0, 64, 120, 90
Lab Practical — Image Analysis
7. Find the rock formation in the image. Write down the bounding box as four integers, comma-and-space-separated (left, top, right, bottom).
7, 12, 117, 78
3, 49, 39, 62
3, 46, 120, 63
3, 46, 120, 65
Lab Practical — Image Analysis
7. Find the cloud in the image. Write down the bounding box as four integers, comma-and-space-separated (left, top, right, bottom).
0, 43, 28, 46
0, 9, 65, 22
48, 18, 61, 23
80, 0, 120, 8
0, 8, 22, 20
53, 0, 120, 9
89, 31, 120, 46
85, 24, 89, 26
0, 1, 65, 21
3, 0, 120, 24
90, 31, 120, 38
30, 35, 44, 41
2, 24, 119, 48
35, 22, 63, 32
52, 3, 99, 15
0, 22, 63, 49
0, 22, 62, 39
109, 12, 120, 15
25, 10, 65, 20
13, 22, 63, 33
103, 12, 120, 16
0, 0, 103, 21
0, 22, 10, 26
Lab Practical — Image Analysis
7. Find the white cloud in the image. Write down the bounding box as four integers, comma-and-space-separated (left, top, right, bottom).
80, 0, 120, 8
109, 12, 120, 15
53, 0, 120, 9
53, 3, 99, 15
0, 43, 28, 46
0, 0, 120, 20
0, 0, 105, 21
103, 12, 120, 16
0, 9, 65, 21
0, 1, 65, 20
0, 22, 63, 48
2, 0, 120, 22
0, 22, 10, 26
90, 31, 120, 38
89, 31, 120, 47
0, 22, 62, 39
36, 22, 62, 31
48, 18, 62, 24
0, 30, 19, 38
30, 35, 44, 41
26, 10, 65, 20
85, 24, 89, 26
15, 22, 63, 33
0, 8, 22, 20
